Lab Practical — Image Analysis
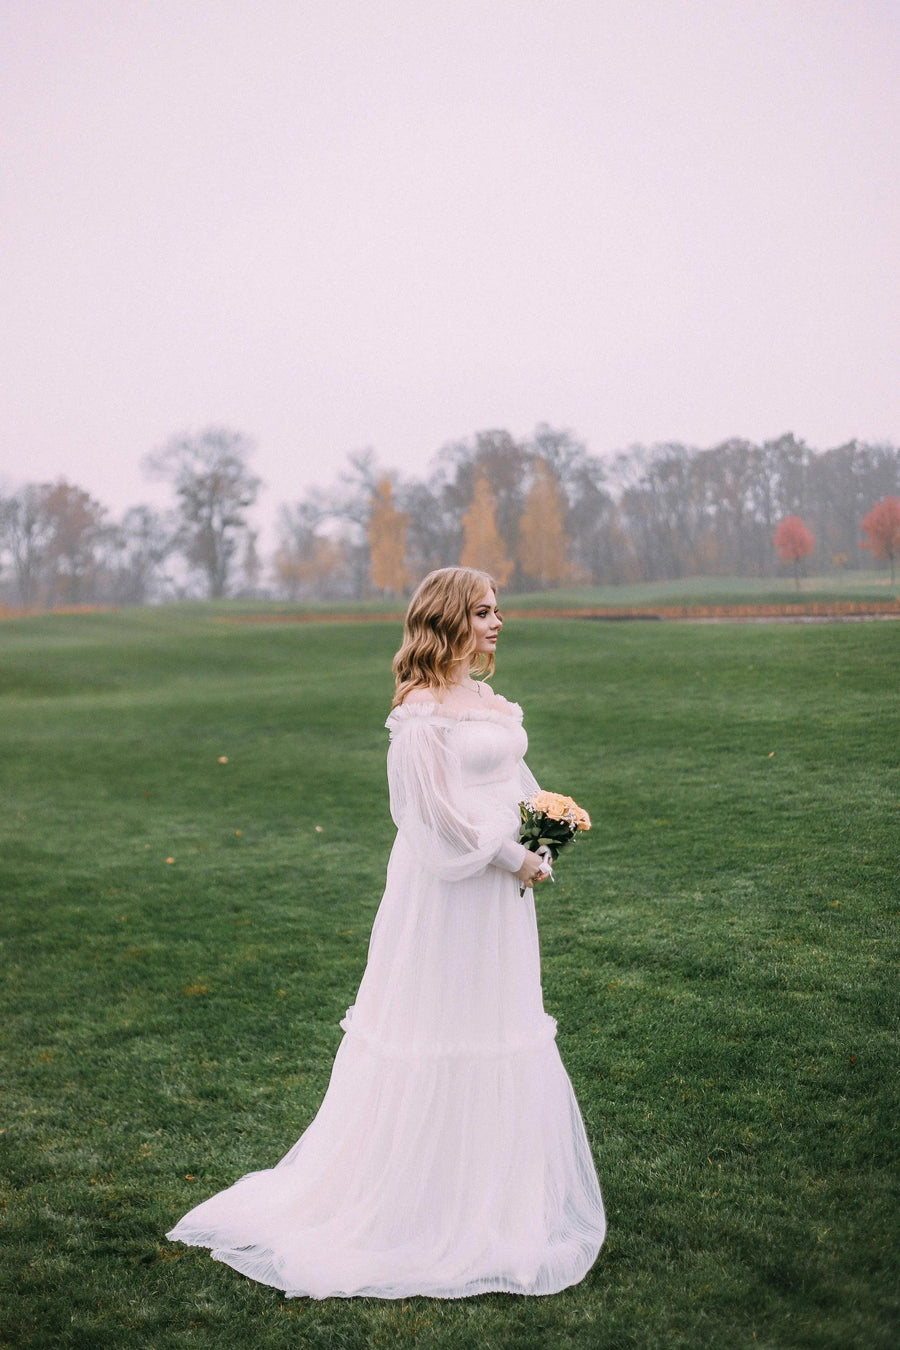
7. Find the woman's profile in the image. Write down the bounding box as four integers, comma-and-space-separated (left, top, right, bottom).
167, 566, 606, 1298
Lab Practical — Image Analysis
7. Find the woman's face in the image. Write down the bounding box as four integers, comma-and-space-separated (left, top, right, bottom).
470, 586, 502, 656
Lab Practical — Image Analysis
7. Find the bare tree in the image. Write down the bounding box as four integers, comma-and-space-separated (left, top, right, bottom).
39, 481, 107, 604
239, 529, 263, 597
105, 505, 176, 604
1, 485, 55, 606
396, 475, 460, 581
144, 428, 260, 598
318, 449, 383, 597
273, 501, 352, 600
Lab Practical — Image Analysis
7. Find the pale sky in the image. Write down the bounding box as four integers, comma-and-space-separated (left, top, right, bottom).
2, 0, 898, 536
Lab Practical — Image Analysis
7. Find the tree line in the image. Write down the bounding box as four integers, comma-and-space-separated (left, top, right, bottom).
1, 426, 898, 608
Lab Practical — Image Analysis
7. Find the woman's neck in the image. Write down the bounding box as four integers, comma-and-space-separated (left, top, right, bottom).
446, 672, 488, 699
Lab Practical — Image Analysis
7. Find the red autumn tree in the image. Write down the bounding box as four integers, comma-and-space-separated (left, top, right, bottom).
774, 515, 815, 589
860, 495, 900, 583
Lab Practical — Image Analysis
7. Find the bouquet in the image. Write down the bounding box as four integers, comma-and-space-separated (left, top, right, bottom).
518, 791, 591, 890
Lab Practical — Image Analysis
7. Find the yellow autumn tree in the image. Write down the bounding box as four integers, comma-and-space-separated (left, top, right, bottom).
517, 459, 572, 588
368, 478, 409, 595
459, 474, 514, 586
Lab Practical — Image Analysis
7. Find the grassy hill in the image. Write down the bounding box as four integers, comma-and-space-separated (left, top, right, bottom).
1, 606, 897, 1348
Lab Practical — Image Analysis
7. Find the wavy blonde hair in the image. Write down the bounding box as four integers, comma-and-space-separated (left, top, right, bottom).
392, 567, 498, 706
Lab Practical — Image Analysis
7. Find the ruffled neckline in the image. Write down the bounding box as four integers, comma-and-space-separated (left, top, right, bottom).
386, 696, 523, 732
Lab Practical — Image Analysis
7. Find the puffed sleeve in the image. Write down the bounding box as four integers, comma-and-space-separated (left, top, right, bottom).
520, 758, 541, 802
386, 708, 528, 883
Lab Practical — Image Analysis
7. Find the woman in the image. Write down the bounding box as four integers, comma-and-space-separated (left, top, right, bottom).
167, 567, 606, 1298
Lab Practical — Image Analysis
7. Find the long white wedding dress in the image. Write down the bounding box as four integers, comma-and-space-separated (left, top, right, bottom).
167, 693, 606, 1298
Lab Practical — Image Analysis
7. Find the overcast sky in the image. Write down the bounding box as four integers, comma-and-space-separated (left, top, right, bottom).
2, 0, 898, 537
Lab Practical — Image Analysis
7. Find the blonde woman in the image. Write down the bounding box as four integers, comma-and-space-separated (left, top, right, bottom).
167, 567, 606, 1298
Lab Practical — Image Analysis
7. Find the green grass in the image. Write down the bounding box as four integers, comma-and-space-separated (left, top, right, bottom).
504, 570, 899, 609
91, 569, 897, 619
1, 606, 898, 1349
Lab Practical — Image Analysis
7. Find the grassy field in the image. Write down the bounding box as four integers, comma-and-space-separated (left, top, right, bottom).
1, 606, 897, 1349
113, 569, 898, 619
503, 571, 899, 610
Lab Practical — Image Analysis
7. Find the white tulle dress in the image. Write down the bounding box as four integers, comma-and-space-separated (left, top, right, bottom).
166, 691, 606, 1299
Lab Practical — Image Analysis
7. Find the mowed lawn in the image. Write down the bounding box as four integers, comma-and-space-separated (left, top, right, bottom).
0, 607, 897, 1350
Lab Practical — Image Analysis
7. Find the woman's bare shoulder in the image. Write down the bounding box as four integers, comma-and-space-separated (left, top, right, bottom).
399, 688, 438, 706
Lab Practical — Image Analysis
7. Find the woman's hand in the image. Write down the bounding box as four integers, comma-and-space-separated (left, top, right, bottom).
516, 850, 548, 888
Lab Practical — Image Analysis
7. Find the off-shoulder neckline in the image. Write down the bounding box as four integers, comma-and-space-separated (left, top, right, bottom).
386, 696, 523, 728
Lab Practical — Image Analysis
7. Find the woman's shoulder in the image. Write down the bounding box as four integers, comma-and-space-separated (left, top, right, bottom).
385, 692, 442, 739
386, 689, 442, 722
400, 688, 438, 706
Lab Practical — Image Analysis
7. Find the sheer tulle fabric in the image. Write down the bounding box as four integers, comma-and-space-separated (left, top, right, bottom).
167, 698, 606, 1298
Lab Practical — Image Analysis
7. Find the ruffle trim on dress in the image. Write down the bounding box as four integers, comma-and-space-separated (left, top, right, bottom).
339, 1004, 557, 1060
385, 699, 523, 734
163, 1232, 602, 1301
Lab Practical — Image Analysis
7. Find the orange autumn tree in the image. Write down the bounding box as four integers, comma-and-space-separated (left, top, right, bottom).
459, 474, 514, 587
774, 515, 815, 589
860, 495, 900, 583
368, 477, 409, 596
517, 458, 572, 589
